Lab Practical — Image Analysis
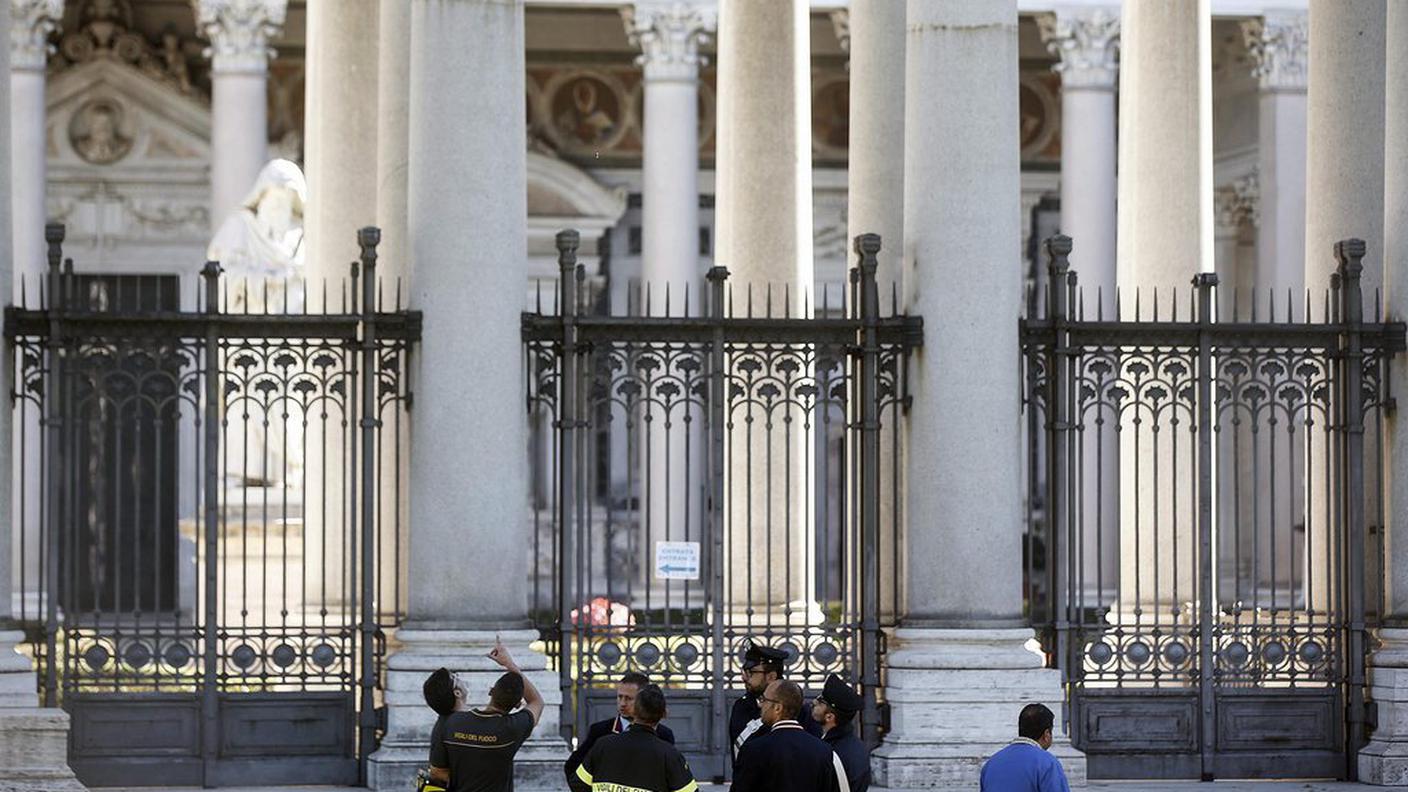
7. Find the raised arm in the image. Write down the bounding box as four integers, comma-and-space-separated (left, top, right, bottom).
488, 638, 545, 725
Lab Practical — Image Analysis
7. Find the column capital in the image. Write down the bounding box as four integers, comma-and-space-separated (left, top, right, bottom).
1037, 6, 1120, 91
192, 0, 288, 75
1241, 12, 1308, 93
1215, 170, 1260, 232
10, 0, 63, 72
621, 1, 715, 83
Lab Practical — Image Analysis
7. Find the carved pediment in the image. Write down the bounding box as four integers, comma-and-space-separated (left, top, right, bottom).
47, 57, 211, 174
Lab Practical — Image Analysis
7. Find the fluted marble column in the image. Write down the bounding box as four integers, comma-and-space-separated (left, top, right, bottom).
622, 2, 712, 598
1361, 0, 1408, 784
1038, 5, 1120, 610
194, 0, 287, 230
366, 2, 562, 789
872, 2, 1084, 787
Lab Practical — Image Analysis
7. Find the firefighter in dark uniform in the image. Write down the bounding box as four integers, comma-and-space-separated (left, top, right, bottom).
573, 684, 698, 792
730, 643, 822, 762
812, 673, 871, 792
565, 672, 676, 792
732, 679, 846, 792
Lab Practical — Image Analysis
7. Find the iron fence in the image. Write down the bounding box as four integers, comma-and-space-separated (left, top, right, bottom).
1022, 235, 1404, 780
7, 224, 419, 786
523, 231, 918, 778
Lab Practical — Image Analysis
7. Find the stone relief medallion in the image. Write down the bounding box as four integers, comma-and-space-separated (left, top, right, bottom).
544, 70, 631, 154
811, 75, 850, 156
1019, 74, 1060, 160
70, 99, 134, 165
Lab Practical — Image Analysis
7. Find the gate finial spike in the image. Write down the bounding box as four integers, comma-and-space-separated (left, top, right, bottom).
1334, 238, 1366, 278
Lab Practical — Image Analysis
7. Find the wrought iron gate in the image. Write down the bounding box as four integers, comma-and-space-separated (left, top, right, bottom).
523, 231, 916, 779
8, 224, 418, 786
1022, 236, 1404, 780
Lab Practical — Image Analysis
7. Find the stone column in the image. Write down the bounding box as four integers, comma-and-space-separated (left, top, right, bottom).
365, 2, 562, 789
844, 0, 904, 624
10, 0, 59, 299
1114, 0, 1211, 615
1242, 11, 1308, 311
304, 0, 379, 285
1361, 0, 1408, 784
375, 0, 409, 283
301, 0, 378, 607
622, 2, 712, 596
1303, 0, 1386, 616
194, 0, 287, 230
1, 12, 81, 785
1038, 5, 1120, 610
871, 1, 1084, 787
714, 0, 815, 614
373, 0, 410, 619
1039, 6, 1118, 305
845, 0, 903, 293
9, 0, 58, 636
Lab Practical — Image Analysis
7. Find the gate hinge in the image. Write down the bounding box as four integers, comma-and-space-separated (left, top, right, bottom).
375, 704, 389, 733
1366, 700, 1380, 732
878, 700, 892, 733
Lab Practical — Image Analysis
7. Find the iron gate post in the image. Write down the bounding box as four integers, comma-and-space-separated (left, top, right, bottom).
707, 264, 729, 771
1194, 271, 1219, 781
1044, 236, 1074, 714
41, 223, 64, 709
1335, 239, 1368, 778
357, 228, 382, 775
200, 260, 223, 786
854, 234, 883, 748
554, 230, 581, 743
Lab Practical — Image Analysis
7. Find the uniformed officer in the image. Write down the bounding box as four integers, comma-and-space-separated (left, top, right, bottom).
732, 680, 846, 792
813, 673, 870, 792
574, 684, 698, 792
730, 643, 821, 762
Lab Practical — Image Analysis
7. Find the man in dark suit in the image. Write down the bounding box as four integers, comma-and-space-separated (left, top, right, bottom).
565, 672, 676, 792
729, 643, 822, 763
732, 680, 846, 792
813, 673, 870, 792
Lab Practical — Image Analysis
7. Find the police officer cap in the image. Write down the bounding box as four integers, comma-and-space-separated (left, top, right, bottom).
818, 673, 862, 715
741, 643, 788, 670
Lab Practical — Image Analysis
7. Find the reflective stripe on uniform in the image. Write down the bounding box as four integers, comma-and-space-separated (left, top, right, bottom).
832, 750, 851, 792
672, 781, 699, 792
575, 764, 594, 786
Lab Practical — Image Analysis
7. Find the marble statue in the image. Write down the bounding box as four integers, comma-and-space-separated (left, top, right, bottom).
206, 158, 307, 312
206, 159, 308, 488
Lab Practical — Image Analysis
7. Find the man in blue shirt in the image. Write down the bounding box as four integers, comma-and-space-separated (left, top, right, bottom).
979, 704, 1071, 792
